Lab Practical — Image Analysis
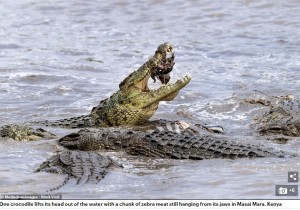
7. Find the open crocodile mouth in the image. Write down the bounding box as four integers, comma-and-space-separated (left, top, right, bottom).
142, 49, 191, 99
119, 43, 190, 94
151, 51, 175, 84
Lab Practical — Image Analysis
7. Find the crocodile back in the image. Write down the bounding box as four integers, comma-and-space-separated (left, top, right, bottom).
127, 131, 288, 159
276, 98, 300, 115
36, 151, 114, 191
58, 128, 293, 160
31, 114, 95, 128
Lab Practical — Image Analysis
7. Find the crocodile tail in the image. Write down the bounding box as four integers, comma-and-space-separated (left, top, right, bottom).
30, 114, 95, 128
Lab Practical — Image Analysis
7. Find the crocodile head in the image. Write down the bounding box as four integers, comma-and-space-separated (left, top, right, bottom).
119, 43, 191, 99
119, 42, 176, 88
255, 99, 300, 137
0, 124, 55, 141
92, 43, 191, 126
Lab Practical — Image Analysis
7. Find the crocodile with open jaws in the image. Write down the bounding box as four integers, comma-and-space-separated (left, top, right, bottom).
1, 43, 191, 140
36, 42, 191, 128
0, 43, 296, 191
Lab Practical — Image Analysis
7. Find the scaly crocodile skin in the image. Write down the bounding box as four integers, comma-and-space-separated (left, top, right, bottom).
34, 43, 191, 128
254, 98, 300, 137
35, 150, 119, 191
58, 128, 290, 159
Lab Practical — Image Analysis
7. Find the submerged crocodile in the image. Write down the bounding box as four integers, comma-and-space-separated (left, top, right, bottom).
35, 150, 119, 191
1, 43, 296, 191
251, 96, 300, 137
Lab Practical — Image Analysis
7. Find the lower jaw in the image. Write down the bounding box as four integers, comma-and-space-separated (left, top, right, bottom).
162, 91, 179, 101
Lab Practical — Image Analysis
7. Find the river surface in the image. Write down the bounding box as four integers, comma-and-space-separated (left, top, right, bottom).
0, 0, 299, 199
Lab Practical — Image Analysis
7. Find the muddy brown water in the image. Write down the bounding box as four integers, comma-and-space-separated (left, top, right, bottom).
0, 0, 299, 199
